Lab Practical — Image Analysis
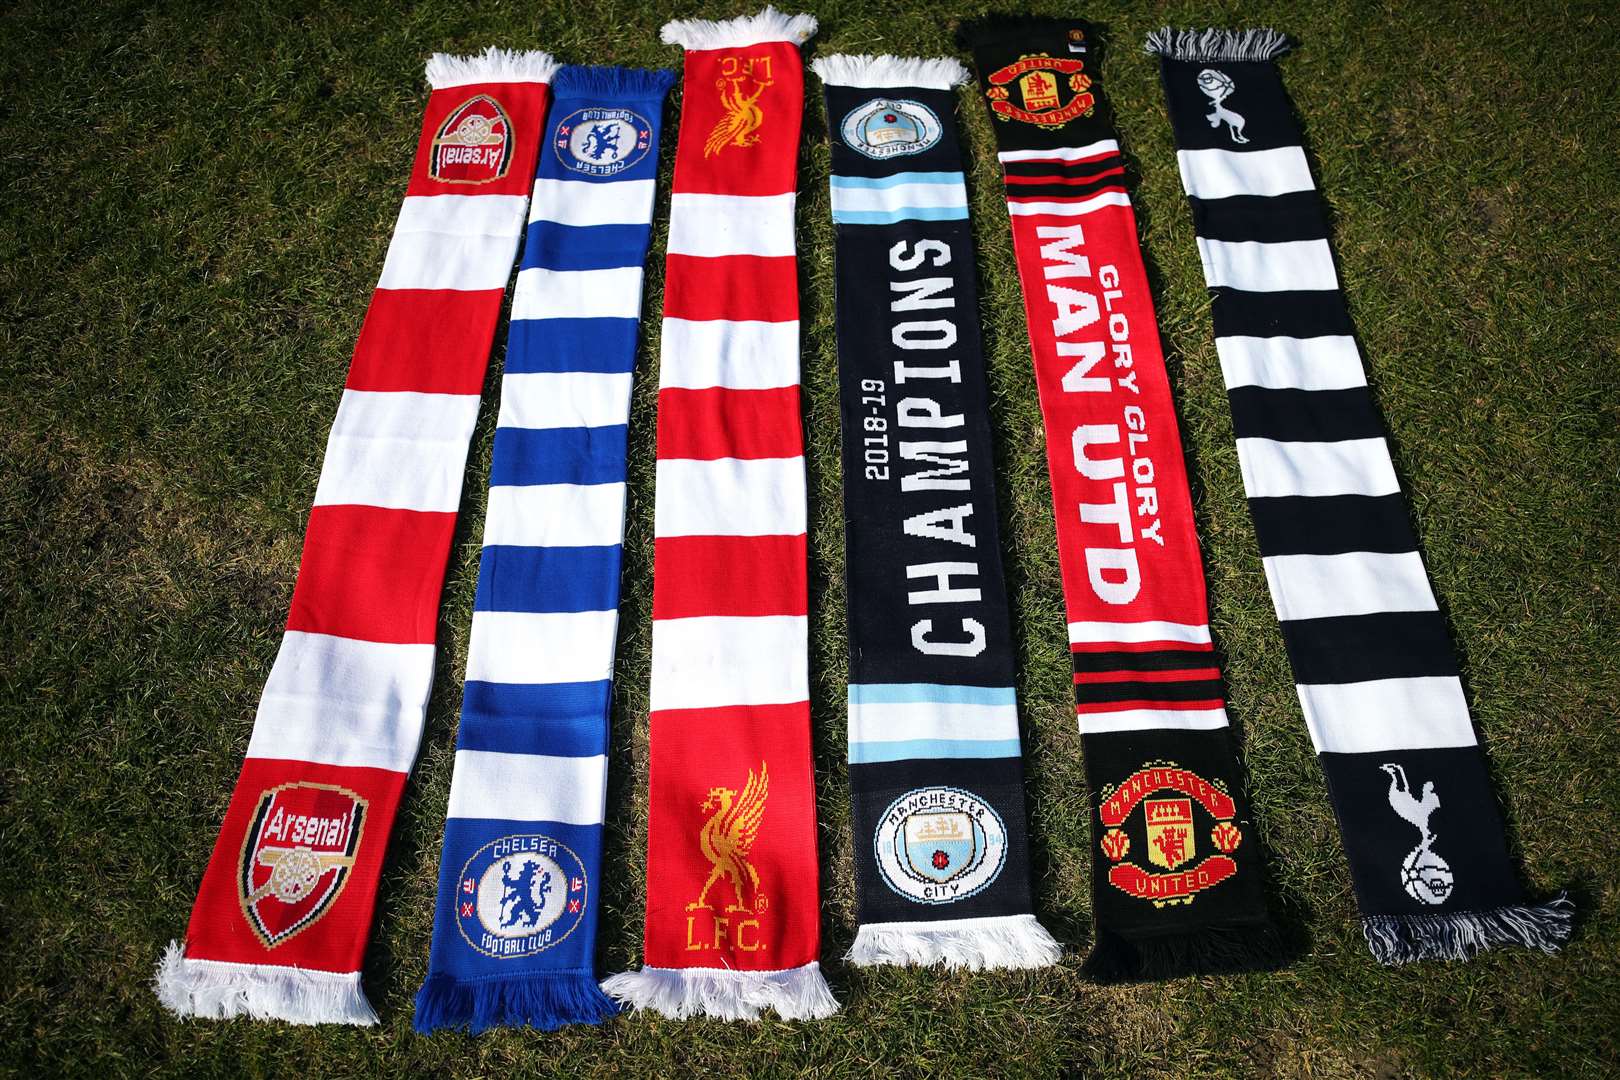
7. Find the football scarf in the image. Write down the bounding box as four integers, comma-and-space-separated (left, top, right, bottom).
1146, 27, 1573, 964
412, 64, 675, 1034
809, 54, 1061, 971
155, 48, 557, 1025
600, 8, 839, 1020
961, 19, 1279, 979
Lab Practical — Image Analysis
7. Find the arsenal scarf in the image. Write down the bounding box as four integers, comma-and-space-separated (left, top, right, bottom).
1146, 27, 1573, 963
155, 48, 557, 1024
601, 8, 839, 1020
961, 19, 1279, 979
413, 64, 675, 1034
809, 54, 1061, 970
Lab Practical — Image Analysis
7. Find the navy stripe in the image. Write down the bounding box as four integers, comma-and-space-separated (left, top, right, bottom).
1001, 154, 1126, 180
459, 681, 613, 756
1280, 611, 1459, 684
1075, 678, 1226, 705
1248, 494, 1420, 557
1191, 192, 1328, 244
521, 221, 652, 272
473, 545, 622, 614
1226, 386, 1386, 443
1211, 288, 1355, 339
1005, 175, 1131, 201
489, 425, 628, 486
504, 318, 640, 374
1072, 649, 1218, 674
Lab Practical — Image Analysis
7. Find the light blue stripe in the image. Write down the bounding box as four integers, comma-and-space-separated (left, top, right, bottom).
832, 206, 969, 225
830, 171, 965, 190
849, 683, 1016, 706
850, 738, 1023, 764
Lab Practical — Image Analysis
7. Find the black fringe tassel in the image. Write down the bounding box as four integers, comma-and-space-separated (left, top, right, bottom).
1082, 921, 1287, 983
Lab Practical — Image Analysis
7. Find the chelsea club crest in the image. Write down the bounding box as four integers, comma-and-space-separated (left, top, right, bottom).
455, 834, 588, 959
874, 787, 1008, 904
840, 98, 943, 160
553, 107, 653, 177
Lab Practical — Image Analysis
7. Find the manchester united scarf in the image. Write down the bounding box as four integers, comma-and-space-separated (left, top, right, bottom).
412, 64, 675, 1034
600, 8, 839, 1020
809, 53, 1061, 971
155, 48, 557, 1024
1146, 27, 1573, 964
961, 18, 1279, 979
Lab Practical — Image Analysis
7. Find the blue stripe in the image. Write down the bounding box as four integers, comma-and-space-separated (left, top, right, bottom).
460, 681, 614, 751
832, 206, 969, 225
849, 683, 1017, 706
489, 425, 628, 486
521, 221, 652, 272
505, 318, 640, 374
473, 545, 622, 614
830, 171, 965, 189
849, 738, 1023, 764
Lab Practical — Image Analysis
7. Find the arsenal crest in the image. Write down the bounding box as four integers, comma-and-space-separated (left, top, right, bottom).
429, 94, 514, 184
984, 54, 1095, 130
454, 834, 589, 959
1098, 763, 1242, 906
236, 782, 366, 947
874, 786, 1008, 905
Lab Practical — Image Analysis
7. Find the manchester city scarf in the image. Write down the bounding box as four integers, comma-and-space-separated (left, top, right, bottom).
1146, 27, 1573, 964
601, 8, 839, 1020
961, 19, 1279, 979
809, 54, 1061, 971
412, 64, 675, 1034
155, 48, 557, 1024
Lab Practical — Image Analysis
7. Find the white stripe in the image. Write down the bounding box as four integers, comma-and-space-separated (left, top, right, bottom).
496, 371, 633, 430
997, 140, 1119, 163
667, 192, 796, 258
447, 751, 608, 825
848, 700, 1019, 746
829, 180, 967, 215
649, 615, 808, 712
1197, 237, 1338, 292
1298, 677, 1477, 753
1077, 706, 1230, 734
511, 266, 645, 320
1216, 335, 1367, 391
529, 177, 657, 227
659, 319, 800, 390
377, 230, 517, 291
313, 390, 481, 512
1263, 551, 1437, 623
1175, 145, 1315, 200
395, 194, 529, 237
654, 457, 806, 537
465, 610, 619, 685
1067, 620, 1212, 645
1006, 191, 1132, 217
1236, 437, 1399, 499
483, 482, 626, 548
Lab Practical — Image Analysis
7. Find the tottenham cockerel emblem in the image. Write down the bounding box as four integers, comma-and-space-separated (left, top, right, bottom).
688, 762, 769, 914
1381, 763, 1454, 906
705, 54, 774, 158
237, 782, 366, 947
1196, 69, 1249, 144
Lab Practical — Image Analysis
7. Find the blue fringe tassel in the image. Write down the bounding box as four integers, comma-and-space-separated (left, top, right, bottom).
552, 64, 677, 99
1363, 893, 1574, 965
413, 973, 621, 1034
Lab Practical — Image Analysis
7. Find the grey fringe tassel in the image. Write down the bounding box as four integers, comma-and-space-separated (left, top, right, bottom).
1363, 894, 1574, 965
1143, 27, 1291, 64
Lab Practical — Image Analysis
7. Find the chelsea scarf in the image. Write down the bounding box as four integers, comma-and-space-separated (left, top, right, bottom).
962, 19, 1279, 979
413, 64, 675, 1034
810, 54, 1061, 970
156, 49, 557, 1024
601, 8, 839, 1020
1145, 27, 1573, 963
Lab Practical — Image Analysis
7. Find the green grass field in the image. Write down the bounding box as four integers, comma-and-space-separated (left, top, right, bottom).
3, 1, 1618, 1076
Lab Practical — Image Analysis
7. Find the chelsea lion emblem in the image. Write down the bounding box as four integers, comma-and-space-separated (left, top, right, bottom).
553, 107, 653, 177
455, 834, 589, 959
874, 787, 1008, 904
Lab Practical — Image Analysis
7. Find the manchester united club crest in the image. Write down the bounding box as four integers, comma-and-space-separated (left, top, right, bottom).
429, 94, 514, 184
553, 106, 653, 177
874, 786, 1008, 905
984, 54, 1095, 130
236, 782, 366, 947
1097, 763, 1242, 906
454, 834, 589, 959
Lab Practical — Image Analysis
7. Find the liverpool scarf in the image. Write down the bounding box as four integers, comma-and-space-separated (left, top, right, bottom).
809, 54, 1061, 971
412, 64, 675, 1034
1145, 27, 1573, 964
601, 8, 839, 1020
156, 48, 557, 1024
961, 19, 1279, 979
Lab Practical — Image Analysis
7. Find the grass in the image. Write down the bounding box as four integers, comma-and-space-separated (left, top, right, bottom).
2, 0, 1618, 1076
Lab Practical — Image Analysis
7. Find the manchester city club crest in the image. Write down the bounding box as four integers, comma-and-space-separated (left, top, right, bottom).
236, 781, 366, 948
454, 834, 588, 959
840, 98, 943, 160
874, 787, 1007, 904
553, 107, 653, 177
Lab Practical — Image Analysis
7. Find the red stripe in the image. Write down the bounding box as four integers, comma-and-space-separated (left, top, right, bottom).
1004, 166, 1127, 186
652, 535, 807, 619
1075, 668, 1222, 685
286, 505, 457, 644
347, 288, 502, 394
1003, 149, 1117, 168
1075, 698, 1227, 714
663, 254, 799, 322
1070, 641, 1213, 655
656, 386, 804, 460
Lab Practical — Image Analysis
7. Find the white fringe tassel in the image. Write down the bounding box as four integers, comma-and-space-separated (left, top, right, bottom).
661, 6, 818, 51
1363, 894, 1575, 965
846, 913, 1063, 971
1143, 26, 1291, 64
154, 942, 379, 1026
426, 46, 560, 90
601, 961, 839, 1021
811, 54, 969, 91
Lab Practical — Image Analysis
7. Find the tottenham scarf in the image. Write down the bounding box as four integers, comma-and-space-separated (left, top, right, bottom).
1145, 27, 1573, 964
808, 54, 1061, 971
961, 19, 1278, 979
156, 49, 557, 1025
412, 64, 675, 1033
601, 8, 838, 1020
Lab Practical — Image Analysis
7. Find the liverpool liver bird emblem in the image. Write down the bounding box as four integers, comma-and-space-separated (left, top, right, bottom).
687, 762, 768, 913
704, 64, 772, 157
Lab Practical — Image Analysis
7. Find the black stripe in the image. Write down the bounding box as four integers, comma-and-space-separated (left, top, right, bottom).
1191, 192, 1328, 244
1002, 154, 1126, 180
1003, 176, 1129, 201
1280, 610, 1459, 684
1072, 649, 1219, 674
1211, 288, 1355, 339
1226, 386, 1385, 443
1248, 494, 1420, 557
1075, 678, 1226, 705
